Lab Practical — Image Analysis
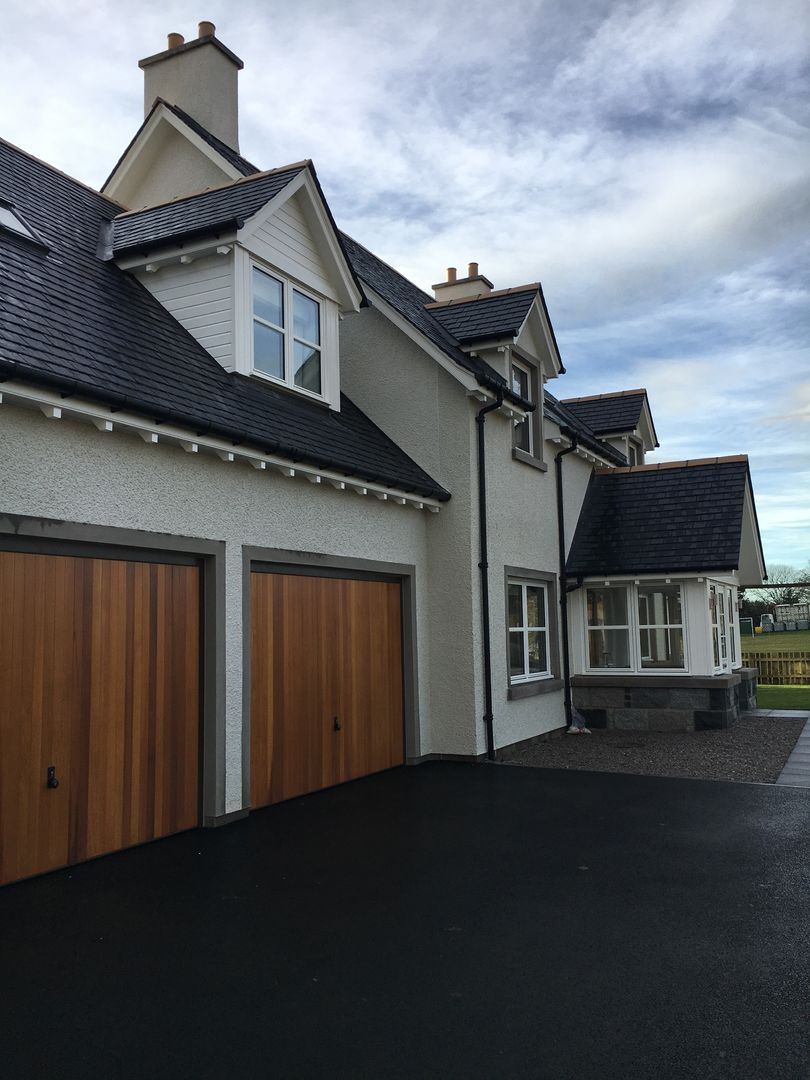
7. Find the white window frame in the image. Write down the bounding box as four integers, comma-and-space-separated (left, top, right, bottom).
636, 583, 686, 671
250, 263, 324, 401
508, 579, 552, 684
584, 585, 634, 672
584, 581, 690, 674
510, 359, 534, 456
709, 581, 737, 674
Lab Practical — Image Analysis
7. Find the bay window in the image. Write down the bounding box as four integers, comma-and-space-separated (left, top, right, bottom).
508, 580, 551, 683
252, 266, 322, 395
586, 582, 687, 672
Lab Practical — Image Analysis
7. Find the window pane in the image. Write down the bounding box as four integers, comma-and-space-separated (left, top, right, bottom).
511, 365, 529, 398
637, 584, 682, 626
253, 321, 284, 379
293, 341, 321, 394
587, 587, 628, 627
526, 586, 545, 628
293, 291, 320, 344
588, 628, 630, 668
640, 628, 685, 669
509, 631, 525, 677
508, 584, 523, 628
528, 631, 548, 674
253, 268, 283, 327
513, 416, 531, 452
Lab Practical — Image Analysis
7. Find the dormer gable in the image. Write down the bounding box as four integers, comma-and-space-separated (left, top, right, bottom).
561, 389, 659, 465
426, 283, 565, 382
102, 99, 258, 210
110, 165, 363, 411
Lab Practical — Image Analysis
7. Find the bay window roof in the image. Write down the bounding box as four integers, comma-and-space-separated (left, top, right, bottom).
566, 457, 765, 580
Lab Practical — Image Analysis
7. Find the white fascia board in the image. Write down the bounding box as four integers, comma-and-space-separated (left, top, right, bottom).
364, 286, 492, 400
579, 571, 739, 584
237, 170, 363, 313
739, 480, 766, 586
516, 301, 563, 380
103, 104, 242, 202
115, 234, 236, 272
0, 379, 442, 512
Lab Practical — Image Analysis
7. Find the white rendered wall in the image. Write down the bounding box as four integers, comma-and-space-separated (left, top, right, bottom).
342, 307, 573, 753
113, 123, 234, 209
340, 306, 481, 754
0, 403, 431, 811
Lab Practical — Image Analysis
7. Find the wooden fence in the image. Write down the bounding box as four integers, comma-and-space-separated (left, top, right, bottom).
741, 651, 810, 685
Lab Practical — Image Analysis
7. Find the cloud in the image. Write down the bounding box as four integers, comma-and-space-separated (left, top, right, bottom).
1, 0, 808, 564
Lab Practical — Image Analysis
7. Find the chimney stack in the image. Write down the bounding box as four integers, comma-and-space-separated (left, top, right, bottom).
432, 261, 494, 302
139, 22, 244, 151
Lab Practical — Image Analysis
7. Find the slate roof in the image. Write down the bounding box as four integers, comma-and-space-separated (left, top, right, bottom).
111, 165, 306, 255
561, 389, 648, 436
426, 287, 538, 343
566, 458, 752, 575
0, 136, 450, 501
543, 392, 627, 466
102, 99, 260, 194
339, 233, 534, 411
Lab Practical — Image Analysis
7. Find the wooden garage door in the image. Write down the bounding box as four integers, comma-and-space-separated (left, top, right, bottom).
251, 572, 404, 807
0, 551, 200, 886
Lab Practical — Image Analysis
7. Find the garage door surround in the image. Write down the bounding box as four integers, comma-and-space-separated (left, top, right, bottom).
0, 519, 225, 827
242, 551, 421, 808
0, 544, 204, 885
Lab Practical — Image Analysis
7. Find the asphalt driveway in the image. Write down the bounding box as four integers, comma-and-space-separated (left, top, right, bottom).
1, 763, 808, 1080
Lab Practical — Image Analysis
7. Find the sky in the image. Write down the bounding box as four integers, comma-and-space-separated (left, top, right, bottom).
1, 0, 808, 568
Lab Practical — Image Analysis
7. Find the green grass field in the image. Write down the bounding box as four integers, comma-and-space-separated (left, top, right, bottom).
756, 684, 810, 710
741, 628, 810, 655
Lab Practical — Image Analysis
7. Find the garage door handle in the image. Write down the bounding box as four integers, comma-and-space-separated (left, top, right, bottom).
333, 716, 341, 732
46, 765, 59, 789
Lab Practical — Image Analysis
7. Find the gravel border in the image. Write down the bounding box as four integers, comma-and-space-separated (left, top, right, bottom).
504, 715, 807, 784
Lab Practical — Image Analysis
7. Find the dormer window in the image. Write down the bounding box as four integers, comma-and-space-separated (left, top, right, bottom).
511, 361, 533, 454
252, 265, 322, 396
510, 356, 546, 470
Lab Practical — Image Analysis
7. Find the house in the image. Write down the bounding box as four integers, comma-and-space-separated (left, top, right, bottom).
0, 23, 765, 886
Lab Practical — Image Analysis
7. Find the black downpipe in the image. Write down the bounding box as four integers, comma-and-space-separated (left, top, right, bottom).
476, 388, 504, 761
555, 430, 579, 729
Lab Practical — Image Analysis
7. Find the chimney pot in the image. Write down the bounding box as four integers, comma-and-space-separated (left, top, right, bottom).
447, 267, 457, 283
167, 32, 185, 49
198, 20, 216, 38
468, 261, 479, 278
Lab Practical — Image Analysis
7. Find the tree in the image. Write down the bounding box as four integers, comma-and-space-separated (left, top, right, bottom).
746, 564, 810, 609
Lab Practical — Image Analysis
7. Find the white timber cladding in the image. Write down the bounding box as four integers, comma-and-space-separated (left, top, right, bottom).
138, 250, 235, 368
247, 191, 334, 299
